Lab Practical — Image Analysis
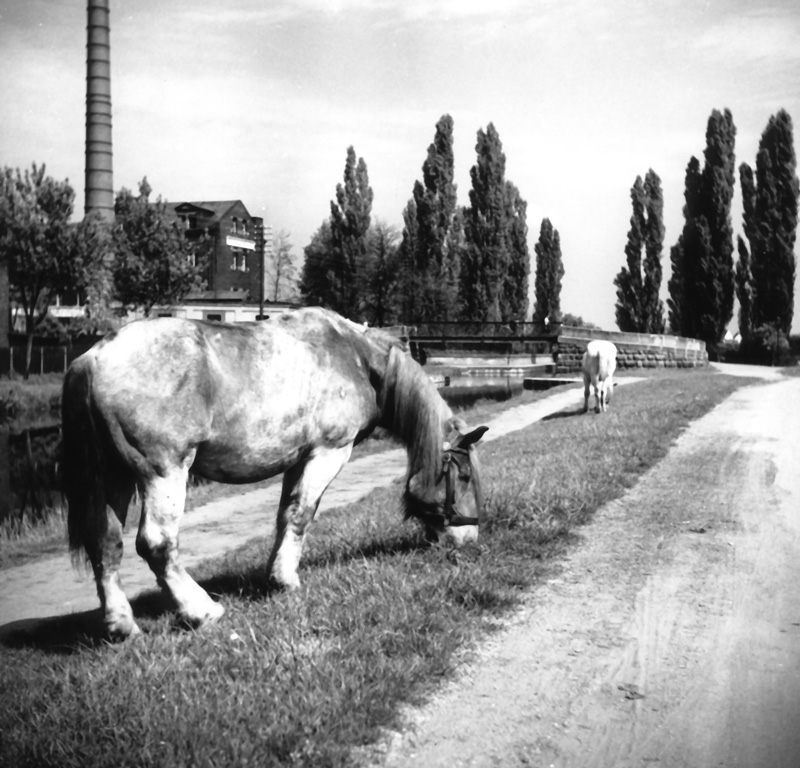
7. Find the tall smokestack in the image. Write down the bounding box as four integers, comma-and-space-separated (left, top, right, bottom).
85, 0, 114, 222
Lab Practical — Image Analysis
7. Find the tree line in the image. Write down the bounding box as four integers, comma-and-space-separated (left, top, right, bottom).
615, 108, 798, 360
300, 117, 534, 330
1, 108, 797, 377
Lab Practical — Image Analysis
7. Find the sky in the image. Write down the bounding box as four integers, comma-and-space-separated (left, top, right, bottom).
2, 0, 800, 332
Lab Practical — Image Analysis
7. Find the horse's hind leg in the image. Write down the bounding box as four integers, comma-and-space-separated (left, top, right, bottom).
267, 445, 352, 589
604, 376, 613, 410
136, 463, 224, 628
92, 481, 137, 638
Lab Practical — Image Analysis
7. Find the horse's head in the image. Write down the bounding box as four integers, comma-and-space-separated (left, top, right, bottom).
405, 421, 489, 546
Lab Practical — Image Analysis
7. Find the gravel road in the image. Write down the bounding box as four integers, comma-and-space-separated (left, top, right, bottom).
377, 365, 800, 768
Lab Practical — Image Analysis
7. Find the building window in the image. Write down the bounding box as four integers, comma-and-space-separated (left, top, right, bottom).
231, 217, 238, 234
206, 313, 222, 322
187, 251, 197, 268
231, 249, 248, 272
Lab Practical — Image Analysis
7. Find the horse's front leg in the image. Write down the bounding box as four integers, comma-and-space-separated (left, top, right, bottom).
136, 458, 224, 628
267, 444, 353, 589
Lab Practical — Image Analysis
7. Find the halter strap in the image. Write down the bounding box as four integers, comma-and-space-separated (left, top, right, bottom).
438, 446, 480, 527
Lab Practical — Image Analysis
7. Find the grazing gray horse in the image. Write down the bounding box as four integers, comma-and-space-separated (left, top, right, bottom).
62, 307, 488, 638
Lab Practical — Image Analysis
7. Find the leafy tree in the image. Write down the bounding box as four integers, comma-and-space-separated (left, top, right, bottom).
532, 218, 564, 328
329, 146, 373, 320
461, 123, 528, 323
112, 178, 205, 316
561, 312, 600, 329
300, 219, 336, 308
668, 109, 736, 352
362, 220, 400, 327
0, 163, 107, 377
614, 170, 665, 333
735, 110, 798, 347
265, 230, 298, 302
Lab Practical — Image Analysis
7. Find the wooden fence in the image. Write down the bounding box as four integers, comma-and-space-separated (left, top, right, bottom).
0, 335, 103, 376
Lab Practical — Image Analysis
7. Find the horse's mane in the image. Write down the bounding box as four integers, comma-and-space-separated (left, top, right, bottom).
373, 336, 452, 492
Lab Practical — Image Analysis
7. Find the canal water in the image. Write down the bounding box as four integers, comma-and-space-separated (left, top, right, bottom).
437, 374, 527, 408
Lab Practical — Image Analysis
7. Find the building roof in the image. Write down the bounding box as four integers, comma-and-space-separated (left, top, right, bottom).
165, 200, 252, 221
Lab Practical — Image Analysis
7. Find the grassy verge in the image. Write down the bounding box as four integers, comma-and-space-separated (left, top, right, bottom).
0, 369, 751, 768
0, 373, 63, 419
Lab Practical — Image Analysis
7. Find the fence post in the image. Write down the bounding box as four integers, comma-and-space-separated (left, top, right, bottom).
0, 426, 9, 522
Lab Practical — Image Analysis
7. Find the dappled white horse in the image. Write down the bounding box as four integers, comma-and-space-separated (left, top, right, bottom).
62, 307, 488, 639
582, 340, 617, 413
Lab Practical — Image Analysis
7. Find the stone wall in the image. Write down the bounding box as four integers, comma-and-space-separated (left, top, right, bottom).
554, 327, 708, 373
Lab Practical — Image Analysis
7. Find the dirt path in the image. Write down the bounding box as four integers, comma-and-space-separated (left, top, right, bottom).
376, 367, 800, 768
1, 379, 634, 632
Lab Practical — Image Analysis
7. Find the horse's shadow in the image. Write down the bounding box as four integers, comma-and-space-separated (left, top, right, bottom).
0, 609, 111, 654
1, 531, 430, 653
199, 528, 430, 602
541, 407, 586, 421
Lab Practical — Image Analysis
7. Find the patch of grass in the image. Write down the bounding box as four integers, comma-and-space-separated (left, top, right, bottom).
0, 505, 68, 569
0, 370, 749, 768
0, 373, 63, 422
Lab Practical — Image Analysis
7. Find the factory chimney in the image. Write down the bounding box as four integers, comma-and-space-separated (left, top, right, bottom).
84, 0, 114, 222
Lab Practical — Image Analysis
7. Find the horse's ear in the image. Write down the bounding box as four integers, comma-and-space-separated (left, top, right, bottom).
458, 425, 488, 448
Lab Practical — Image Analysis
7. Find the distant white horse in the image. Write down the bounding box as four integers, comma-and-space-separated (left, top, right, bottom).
582, 340, 617, 413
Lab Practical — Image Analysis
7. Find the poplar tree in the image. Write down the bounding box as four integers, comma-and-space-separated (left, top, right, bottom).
461, 123, 508, 322
735, 109, 798, 345
395, 198, 421, 323
614, 170, 665, 333
329, 146, 373, 320
505, 181, 530, 321
668, 109, 736, 351
396, 115, 460, 327
461, 123, 529, 323
532, 218, 564, 327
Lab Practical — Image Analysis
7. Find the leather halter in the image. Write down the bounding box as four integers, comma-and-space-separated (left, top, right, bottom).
436, 443, 480, 527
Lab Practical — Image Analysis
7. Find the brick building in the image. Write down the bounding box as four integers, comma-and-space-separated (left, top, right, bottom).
166, 200, 265, 301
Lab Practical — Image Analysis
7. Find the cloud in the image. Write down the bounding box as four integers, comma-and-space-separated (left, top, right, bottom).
694, 9, 800, 63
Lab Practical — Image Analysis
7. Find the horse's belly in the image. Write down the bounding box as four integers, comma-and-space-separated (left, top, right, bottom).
192, 441, 302, 484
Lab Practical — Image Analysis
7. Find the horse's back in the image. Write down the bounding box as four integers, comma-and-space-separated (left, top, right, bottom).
582, 340, 618, 381
68, 309, 401, 483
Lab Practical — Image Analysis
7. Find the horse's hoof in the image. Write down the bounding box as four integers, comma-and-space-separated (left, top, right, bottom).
106, 615, 141, 641
179, 600, 225, 630
270, 575, 301, 591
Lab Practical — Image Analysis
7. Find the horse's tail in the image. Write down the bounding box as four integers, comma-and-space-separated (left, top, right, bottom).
62, 356, 110, 567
